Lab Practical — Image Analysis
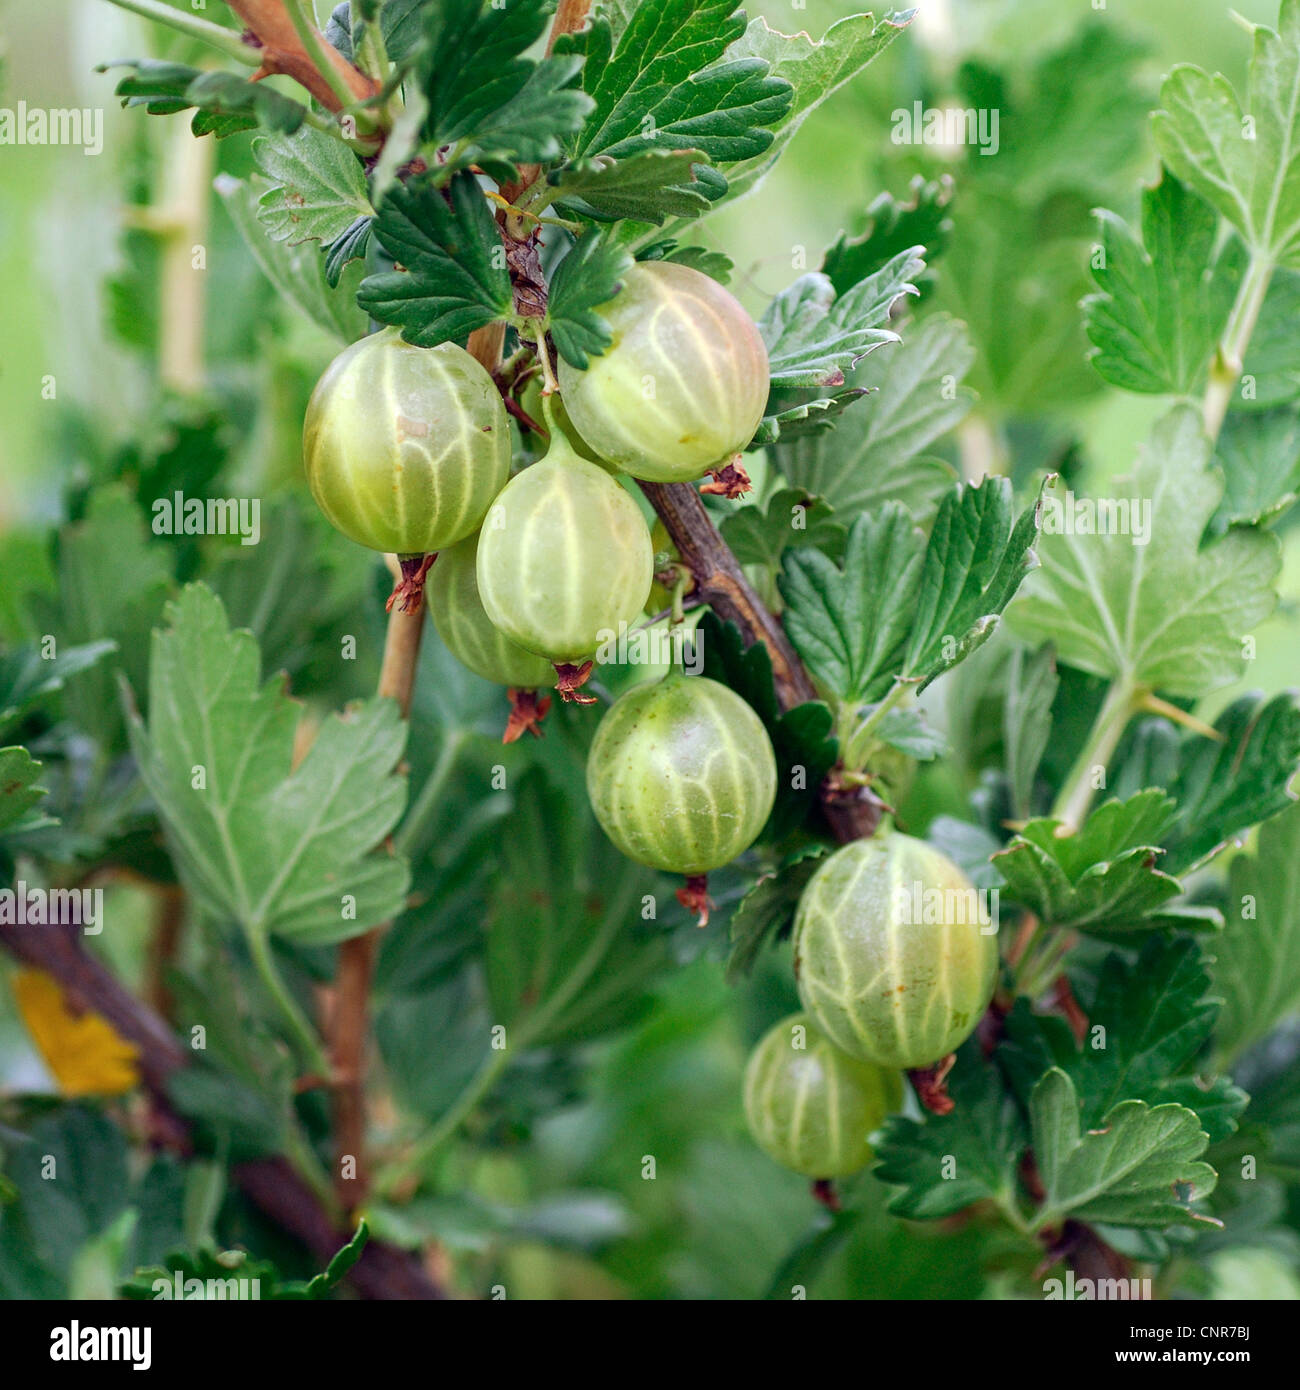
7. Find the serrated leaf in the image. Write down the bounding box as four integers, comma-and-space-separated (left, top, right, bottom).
720, 487, 844, 576
772, 313, 971, 525
725, 847, 826, 983
1001, 937, 1247, 1146
875, 1040, 1028, 1220
823, 176, 955, 298
558, 0, 793, 165
549, 148, 714, 223
1084, 170, 1239, 395
358, 171, 513, 347
1211, 407, 1300, 532
415, 0, 593, 177
545, 230, 635, 368
216, 174, 366, 342
780, 504, 924, 705
28, 488, 171, 755
253, 126, 374, 246
1009, 406, 1280, 698
1152, 2, 1300, 263
127, 585, 409, 946
0, 747, 47, 835
750, 390, 870, 447
902, 476, 1044, 689
0, 640, 116, 739
992, 790, 1218, 938
1158, 692, 1300, 874
760, 248, 923, 390
102, 60, 308, 137
1004, 642, 1058, 820
1031, 1069, 1218, 1229
323, 215, 374, 289
719, 11, 912, 204
637, 239, 733, 283
1214, 802, 1300, 1060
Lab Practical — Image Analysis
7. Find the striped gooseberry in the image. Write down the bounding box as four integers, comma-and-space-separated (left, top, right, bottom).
556, 262, 770, 483
793, 832, 999, 1069
302, 327, 509, 555
586, 671, 776, 917
744, 1012, 903, 1179
475, 420, 653, 690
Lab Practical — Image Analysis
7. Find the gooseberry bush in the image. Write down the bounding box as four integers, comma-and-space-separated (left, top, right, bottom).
1, 0, 1300, 1305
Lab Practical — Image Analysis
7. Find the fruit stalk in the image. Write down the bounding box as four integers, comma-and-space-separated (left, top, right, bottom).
331, 553, 431, 1213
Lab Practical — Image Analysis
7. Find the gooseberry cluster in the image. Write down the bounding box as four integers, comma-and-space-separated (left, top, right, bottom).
745, 831, 997, 1183
303, 264, 998, 1188
302, 262, 777, 908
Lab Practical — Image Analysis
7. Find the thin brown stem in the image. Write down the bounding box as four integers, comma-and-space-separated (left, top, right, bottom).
331, 568, 430, 1210
0, 918, 443, 1297
224, 0, 378, 112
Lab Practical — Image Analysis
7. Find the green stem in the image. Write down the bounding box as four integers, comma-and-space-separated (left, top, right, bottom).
283, 1120, 343, 1223
393, 729, 467, 858
350, 0, 390, 83
1050, 679, 1140, 830
286, 0, 366, 115
842, 680, 911, 771
246, 926, 331, 1079
101, 0, 261, 65
374, 1045, 512, 1197
1203, 252, 1274, 442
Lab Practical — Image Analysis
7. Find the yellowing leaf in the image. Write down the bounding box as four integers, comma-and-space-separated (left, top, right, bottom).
12, 970, 140, 1098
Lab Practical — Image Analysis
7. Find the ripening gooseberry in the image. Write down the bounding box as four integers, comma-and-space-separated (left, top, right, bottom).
303, 327, 509, 554
556, 262, 769, 483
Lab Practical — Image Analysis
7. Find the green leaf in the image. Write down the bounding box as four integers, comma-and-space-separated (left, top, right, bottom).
1240, 268, 1300, 405
28, 488, 171, 755
415, 0, 593, 177
254, 126, 374, 246
216, 174, 367, 342
1213, 801, 1300, 1061
771, 313, 971, 525
637, 239, 733, 283
1210, 407, 1300, 531
486, 770, 668, 1046
1152, 2, 1300, 263
1003, 642, 1058, 820
545, 230, 635, 369
549, 149, 714, 224
127, 584, 410, 946
102, 60, 308, 138
1030, 1068, 1218, 1229
902, 476, 1044, 689
1084, 170, 1239, 394
780, 504, 924, 705
0, 746, 47, 834
992, 790, 1219, 938
1158, 692, 1300, 874
358, 171, 513, 347
695, 612, 837, 838
302, 1220, 369, 1299
323, 215, 374, 289
875, 1040, 1029, 1221
558, 0, 793, 165
760, 248, 923, 389
823, 176, 955, 298
0, 640, 116, 739
1009, 406, 1280, 698
748, 391, 871, 447
1002, 937, 1247, 1145
719, 11, 913, 204
720, 487, 844, 577
725, 846, 826, 984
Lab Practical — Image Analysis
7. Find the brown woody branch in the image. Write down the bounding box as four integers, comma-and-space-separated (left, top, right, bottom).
0, 917, 445, 1298
225, 0, 378, 111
